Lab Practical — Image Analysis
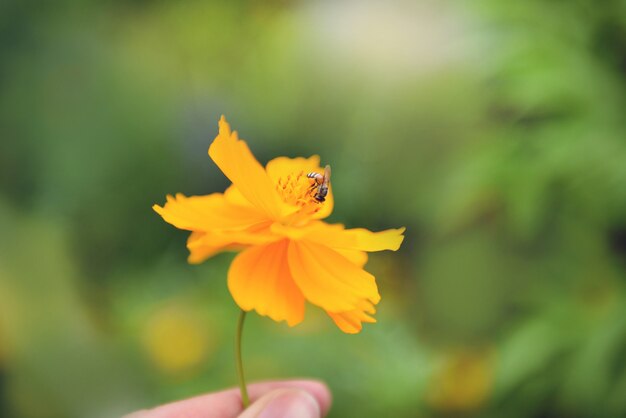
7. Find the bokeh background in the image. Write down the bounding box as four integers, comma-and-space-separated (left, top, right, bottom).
2, 0, 626, 417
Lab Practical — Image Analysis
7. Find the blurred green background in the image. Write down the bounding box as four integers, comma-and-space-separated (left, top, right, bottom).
1, 0, 626, 417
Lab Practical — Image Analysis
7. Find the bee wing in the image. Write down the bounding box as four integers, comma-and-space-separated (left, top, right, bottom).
323, 165, 331, 183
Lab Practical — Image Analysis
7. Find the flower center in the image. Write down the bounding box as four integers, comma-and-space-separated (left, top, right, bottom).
276, 171, 320, 206
275, 171, 322, 223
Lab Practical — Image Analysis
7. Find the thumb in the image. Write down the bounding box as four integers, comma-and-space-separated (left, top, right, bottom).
237, 388, 322, 418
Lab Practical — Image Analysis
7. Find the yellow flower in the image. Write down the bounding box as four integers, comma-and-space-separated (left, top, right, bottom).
427, 348, 494, 412
142, 304, 214, 375
153, 116, 405, 333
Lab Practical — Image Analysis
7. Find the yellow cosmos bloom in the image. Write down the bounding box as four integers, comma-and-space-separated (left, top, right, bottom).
154, 116, 405, 334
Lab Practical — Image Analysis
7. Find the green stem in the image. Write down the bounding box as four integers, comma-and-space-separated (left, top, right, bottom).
235, 309, 250, 408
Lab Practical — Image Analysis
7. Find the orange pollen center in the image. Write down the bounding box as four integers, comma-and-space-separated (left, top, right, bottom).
275, 171, 321, 208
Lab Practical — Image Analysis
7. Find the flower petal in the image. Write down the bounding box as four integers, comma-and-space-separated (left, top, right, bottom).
224, 185, 254, 207
333, 248, 368, 268
288, 240, 380, 312
228, 240, 305, 326
327, 300, 377, 334
153, 193, 267, 232
186, 228, 275, 264
187, 232, 221, 264
266, 155, 321, 184
208, 116, 284, 219
303, 222, 406, 252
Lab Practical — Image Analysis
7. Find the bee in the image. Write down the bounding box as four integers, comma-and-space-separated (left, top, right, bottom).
307, 165, 331, 202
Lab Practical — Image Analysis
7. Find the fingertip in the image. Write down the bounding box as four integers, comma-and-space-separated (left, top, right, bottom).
239, 388, 321, 418
293, 380, 332, 416
247, 379, 331, 415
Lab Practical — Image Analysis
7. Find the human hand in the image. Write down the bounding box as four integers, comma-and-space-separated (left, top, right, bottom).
124, 380, 332, 418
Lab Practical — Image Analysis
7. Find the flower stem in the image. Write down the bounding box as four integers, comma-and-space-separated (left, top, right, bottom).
235, 309, 250, 408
